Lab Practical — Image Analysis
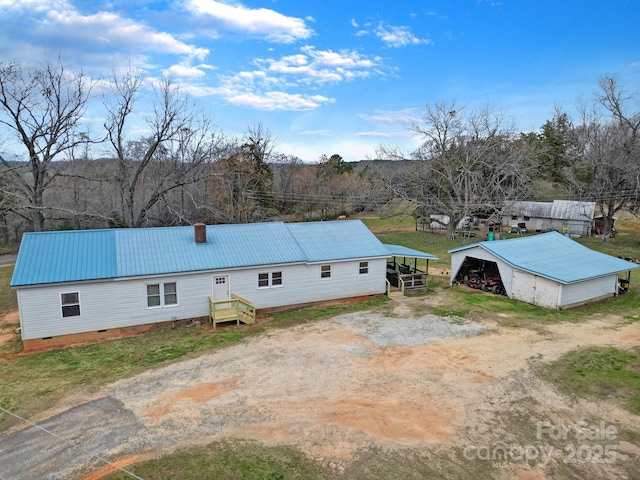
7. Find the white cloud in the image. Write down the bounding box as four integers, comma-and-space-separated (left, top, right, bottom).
226, 91, 334, 111
355, 131, 396, 138
165, 63, 214, 79
255, 46, 381, 85
0, 0, 69, 13
375, 23, 432, 48
199, 45, 383, 112
40, 9, 208, 60
359, 108, 422, 125
184, 0, 313, 43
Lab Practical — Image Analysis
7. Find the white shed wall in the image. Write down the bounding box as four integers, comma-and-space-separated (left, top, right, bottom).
534, 276, 561, 308
510, 270, 536, 304
17, 258, 387, 340
559, 275, 618, 308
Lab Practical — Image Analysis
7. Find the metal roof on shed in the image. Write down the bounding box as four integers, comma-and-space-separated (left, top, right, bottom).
385, 244, 439, 260
11, 220, 406, 287
449, 231, 639, 284
507, 200, 595, 221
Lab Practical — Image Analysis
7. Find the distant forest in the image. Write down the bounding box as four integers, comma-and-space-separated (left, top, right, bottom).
1, 60, 638, 244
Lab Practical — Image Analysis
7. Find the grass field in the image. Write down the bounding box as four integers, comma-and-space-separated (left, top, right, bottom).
0, 266, 17, 317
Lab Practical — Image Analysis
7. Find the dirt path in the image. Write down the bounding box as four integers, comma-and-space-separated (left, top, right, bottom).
1, 295, 639, 479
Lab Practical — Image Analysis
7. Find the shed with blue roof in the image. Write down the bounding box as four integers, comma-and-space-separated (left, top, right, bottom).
11, 219, 437, 350
449, 231, 639, 309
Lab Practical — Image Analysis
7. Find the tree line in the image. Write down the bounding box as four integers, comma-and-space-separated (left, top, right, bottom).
1, 59, 638, 244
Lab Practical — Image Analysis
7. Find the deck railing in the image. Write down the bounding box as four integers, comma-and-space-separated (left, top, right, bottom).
209, 294, 256, 329
398, 273, 428, 294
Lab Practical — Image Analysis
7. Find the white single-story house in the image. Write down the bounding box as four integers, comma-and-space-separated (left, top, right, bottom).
449, 231, 639, 309
502, 200, 596, 236
11, 220, 436, 351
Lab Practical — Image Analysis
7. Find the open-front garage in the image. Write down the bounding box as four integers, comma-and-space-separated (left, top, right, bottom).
449, 231, 640, 309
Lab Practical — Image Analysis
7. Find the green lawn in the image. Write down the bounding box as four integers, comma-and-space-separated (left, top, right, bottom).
0, 266, 17, 317
536, 346, 640, 414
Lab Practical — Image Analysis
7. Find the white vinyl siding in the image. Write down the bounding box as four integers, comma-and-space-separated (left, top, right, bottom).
16, 258, 387, 340
560, 276, 618, 308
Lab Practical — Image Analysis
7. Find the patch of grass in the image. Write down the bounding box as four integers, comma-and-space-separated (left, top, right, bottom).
0, 337, 23, 355
0, 266, 17, 317
576, 219, 640, 258
360, 214, 416, 231
104, 440, 327, 480
267, 296, 387, 328
450, 288, 571, 325
344, 445, 498, 480
537, 346, 640, 414
430, 307, 469, 318
0, 396, 17, 424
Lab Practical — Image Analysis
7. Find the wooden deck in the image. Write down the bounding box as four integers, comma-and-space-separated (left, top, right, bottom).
386, 262, 429, 296
209, 294, 256, 329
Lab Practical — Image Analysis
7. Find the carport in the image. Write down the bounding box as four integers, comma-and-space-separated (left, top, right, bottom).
449, 231, 640, 309
384, 244, 438, 295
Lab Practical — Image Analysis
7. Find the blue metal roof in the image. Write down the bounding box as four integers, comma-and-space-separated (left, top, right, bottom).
11, 230, 118, 286
286, 220, 390, 262
11, 220, 420, 287
385, 244, 439, 260
449, 231, 640, 284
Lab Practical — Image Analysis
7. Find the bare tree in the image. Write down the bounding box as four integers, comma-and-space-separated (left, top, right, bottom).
272, 154, 304, 214
104, 70, 222, 227
0, 59, 91, 231
378, 100, 536, 239
210, 125, 276, 223
567, 77, 640, 242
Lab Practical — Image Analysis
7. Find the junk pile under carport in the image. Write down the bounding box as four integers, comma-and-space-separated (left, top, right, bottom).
454, 257, 505, 295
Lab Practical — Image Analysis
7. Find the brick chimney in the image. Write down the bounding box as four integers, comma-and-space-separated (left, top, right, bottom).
194, 222, 207, 244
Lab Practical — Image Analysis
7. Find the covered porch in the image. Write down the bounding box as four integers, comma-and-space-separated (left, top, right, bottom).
384, 244, 439, 296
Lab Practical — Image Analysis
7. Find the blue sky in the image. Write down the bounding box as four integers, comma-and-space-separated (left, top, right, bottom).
1, 0, 639, 162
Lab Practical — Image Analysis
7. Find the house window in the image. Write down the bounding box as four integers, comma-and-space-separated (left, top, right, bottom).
61, 292, 81, 318
147, 284, 161, 307
258, 272, 283, 288
523, 216, 530, 221
359, 261, 369, 275
147, 283, 177, 307
258, 273, 270, 288
164, 282, 177, 305
511, 215, 517, 220
321, 264, 331, 278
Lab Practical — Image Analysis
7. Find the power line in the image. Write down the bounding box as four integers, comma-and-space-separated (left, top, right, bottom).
0, 406, 144, 480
